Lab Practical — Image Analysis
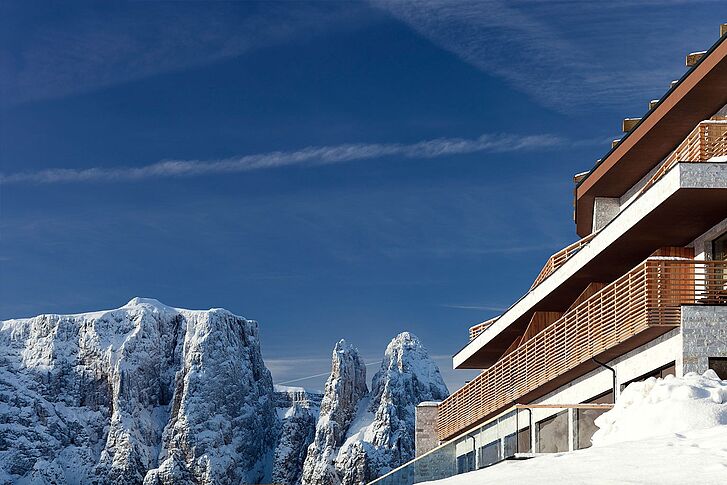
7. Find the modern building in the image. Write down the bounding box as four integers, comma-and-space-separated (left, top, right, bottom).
371, 24, 727, 485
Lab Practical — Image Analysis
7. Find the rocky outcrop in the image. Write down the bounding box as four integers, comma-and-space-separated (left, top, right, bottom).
0, 298, 277, 485
336, 332, 449, 481
301, 333, 449, 485
272, 387, 322, 485
301, 340, 368, 485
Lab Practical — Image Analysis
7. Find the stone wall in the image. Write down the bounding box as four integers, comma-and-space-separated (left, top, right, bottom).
592, 197, 620, 231
681, 305, 727, 374
415, 402, 440, 457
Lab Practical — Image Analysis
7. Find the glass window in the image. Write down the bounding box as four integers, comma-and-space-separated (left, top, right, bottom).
478, 440, 500, 468
536, 410, 568, 453
575, 409, 606, 450
711, 232, 727, 303
503, 427, 531, 456
621, 361, 676, 390
659, 363, 676, 379
574, 391, 613, 450
456, 451, 474, 474
713, 232, 727, 261
518, 426, 531, 454
709, 357, 727, 380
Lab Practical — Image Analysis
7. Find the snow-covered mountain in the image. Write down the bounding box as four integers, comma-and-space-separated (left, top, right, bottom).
0, 298, 277, 485
0, 299, 449, 485
301, 339, 369, 485
302, 332, 450, 485
272, 386, 323, 485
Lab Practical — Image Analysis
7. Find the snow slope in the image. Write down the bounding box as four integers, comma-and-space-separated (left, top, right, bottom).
423, 370, 727, 485
592, 370, 727, 446
422, 426, 727, 485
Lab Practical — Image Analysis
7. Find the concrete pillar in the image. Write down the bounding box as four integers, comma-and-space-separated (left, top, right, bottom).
567, 408, 575, 451
415, 402, 441, 457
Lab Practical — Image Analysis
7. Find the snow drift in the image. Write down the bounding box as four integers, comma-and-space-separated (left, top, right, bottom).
592, 370, 727, 446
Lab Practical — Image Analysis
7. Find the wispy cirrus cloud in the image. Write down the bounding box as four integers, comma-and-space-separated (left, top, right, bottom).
0, 132, 566, 185
0, 2, 370, 105
371, 0, 719, 112
441, 304, 507, 312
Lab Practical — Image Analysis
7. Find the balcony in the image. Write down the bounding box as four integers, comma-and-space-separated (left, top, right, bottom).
439, 254, 727, 441
640, 117, 727, 196
468, 317, 498, 341
529, 234, 595, 291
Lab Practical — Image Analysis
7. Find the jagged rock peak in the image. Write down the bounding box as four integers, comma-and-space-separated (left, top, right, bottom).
369, 331, 449, 409
301, 333, 449, 485
335, 332, 450, 484
301, 340, 368, 485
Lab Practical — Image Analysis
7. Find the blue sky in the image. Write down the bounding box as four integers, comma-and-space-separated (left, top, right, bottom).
0, 0, 723, 391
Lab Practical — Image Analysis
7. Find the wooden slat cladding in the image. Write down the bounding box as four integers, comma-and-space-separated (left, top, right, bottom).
521, 312, 563, 345
565, 282, 606, 313
469, 317, 499, 341
639, 119, 727, 197
651, 247, 695, 258
530, 234, 595, 291
437, 256, 727, 441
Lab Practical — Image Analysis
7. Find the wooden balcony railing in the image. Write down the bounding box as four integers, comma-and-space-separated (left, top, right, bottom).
529, 234, 595, 291
468, 317, 499, 341
438, 257, 727, 441
640, 118, 727, 196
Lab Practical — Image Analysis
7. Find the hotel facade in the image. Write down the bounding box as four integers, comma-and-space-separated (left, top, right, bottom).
372, 24, 727, 484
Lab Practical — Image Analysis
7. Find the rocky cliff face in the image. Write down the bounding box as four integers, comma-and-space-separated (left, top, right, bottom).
301, 340, 368, 485
341, 332, 449, 481
0, 298, 277, 485
301, 332, 449, 485
272, 387, 322, 485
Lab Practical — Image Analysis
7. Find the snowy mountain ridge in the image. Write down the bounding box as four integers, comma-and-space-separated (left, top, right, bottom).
0, 299, 449, 485
1, 297, 278, 485
302, 332, 449, 485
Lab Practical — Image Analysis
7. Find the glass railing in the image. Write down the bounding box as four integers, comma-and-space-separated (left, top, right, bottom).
368, 403, 613, 485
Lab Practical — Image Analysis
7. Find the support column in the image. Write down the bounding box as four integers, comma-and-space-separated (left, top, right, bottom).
415, 402, 441, 457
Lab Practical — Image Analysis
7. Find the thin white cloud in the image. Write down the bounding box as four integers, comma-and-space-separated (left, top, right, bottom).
274, 361, 380, 386
0, 132, 565, 185
441, 304, 506, 311
1, 3, 369, 105
371, 0, 719, 111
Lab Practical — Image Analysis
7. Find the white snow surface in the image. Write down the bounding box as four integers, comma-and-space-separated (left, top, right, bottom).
422, 425, 727, 485
707, 154, 727, 162
592, 369, 727, 446
424, 370, 727, 485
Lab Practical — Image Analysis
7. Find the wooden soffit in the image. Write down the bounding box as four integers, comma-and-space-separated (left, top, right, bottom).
575, 35, 727, 237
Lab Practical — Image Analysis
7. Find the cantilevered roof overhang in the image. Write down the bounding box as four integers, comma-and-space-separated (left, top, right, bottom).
455, 162, 727, 369
575, 34, 727, 237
